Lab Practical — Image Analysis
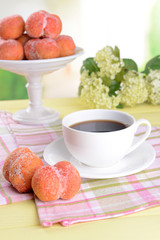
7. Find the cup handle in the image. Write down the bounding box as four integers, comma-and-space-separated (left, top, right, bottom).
126, 119, 151, 155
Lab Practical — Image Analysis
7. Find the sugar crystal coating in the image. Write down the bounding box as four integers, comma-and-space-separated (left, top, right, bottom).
0, 39, 24, 60
25, 10, 62, 39
44, 14, 62, 39
3, 147, 31, 182
56, 35, 75, 57
54, 161, 81, 200
32, 166, 60, 201
3, 147, 43, 193
24, 38, 60, 60
25, 11, 45, 38
0, 14, 25, 40
32, 161, 81, 201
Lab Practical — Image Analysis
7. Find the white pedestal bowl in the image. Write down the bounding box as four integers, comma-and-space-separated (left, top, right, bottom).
0, 47, 84, 125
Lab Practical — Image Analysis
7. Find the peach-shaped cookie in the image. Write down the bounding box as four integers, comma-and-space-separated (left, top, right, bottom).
25, 10, 62, 39
0, 14, 25, 40
0, 39, 24, 60
32, 161, 81, 202
3, 147, 43, 193
56, 35, 76, 57
44, 14, 62, 39
54, 161, 81, 200
3, 147, 31, 182
25, 11, 45, 38
32, 166, 60, 201
9, 148, 43, 193
24, 38, 60, 60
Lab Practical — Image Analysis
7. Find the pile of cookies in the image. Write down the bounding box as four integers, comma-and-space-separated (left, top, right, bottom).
3, 147, 81, 201
0, 10, 76, 60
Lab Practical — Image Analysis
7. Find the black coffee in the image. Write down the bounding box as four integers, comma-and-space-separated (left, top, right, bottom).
70, 120, 127, 133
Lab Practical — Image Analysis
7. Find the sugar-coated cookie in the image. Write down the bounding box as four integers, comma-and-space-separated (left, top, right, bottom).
0, 14, 25, 40
56, 35, 76, 57
0, 39, 24, 60
24, 38, 60, 60
25, 10, 62, 39
3, 147, 43, 193
32, 161, 81, 202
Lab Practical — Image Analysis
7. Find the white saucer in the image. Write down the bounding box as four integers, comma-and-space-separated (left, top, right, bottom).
43, 137, 156, 179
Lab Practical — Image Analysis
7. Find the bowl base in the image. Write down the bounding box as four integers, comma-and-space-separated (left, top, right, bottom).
13, 106, 60, 125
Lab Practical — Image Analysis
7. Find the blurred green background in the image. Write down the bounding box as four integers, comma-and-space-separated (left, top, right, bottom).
0, 0, 159, 100
0, 71, 28, 100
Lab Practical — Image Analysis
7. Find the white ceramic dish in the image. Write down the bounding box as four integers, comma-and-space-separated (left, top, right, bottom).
43, 137, 156, 179
0, 47, 84, 124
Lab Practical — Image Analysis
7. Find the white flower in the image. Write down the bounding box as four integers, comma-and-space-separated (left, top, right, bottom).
146, 69, 160, 105
80, 70, 121, 109
94, 46, 124, 80
120, 70, 148, 107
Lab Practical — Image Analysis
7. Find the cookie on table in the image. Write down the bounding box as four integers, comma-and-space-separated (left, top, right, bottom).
32, 161, 81, 201
3, 147, 43, 193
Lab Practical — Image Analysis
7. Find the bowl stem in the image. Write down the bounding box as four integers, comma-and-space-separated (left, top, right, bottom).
26, 73, 43, 109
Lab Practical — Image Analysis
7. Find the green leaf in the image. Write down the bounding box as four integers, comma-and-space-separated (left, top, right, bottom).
101, 76, 113, 87
80, 57, 100, 75
142, 55, 160, 74
114, 68, 127, 83
80, 65, 85, 74
116, 103, 123, 108
113, 46, 120, 58
123, 59, 138, 71
102, 77, 121, 96
108, 80, 121, 96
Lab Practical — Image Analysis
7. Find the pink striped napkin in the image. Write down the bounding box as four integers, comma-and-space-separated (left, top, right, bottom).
0, 111, 61, 204
0, 111, 160, 227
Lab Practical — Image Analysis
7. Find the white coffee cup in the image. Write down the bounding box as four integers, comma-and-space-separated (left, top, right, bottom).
62, 109, 151, 168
